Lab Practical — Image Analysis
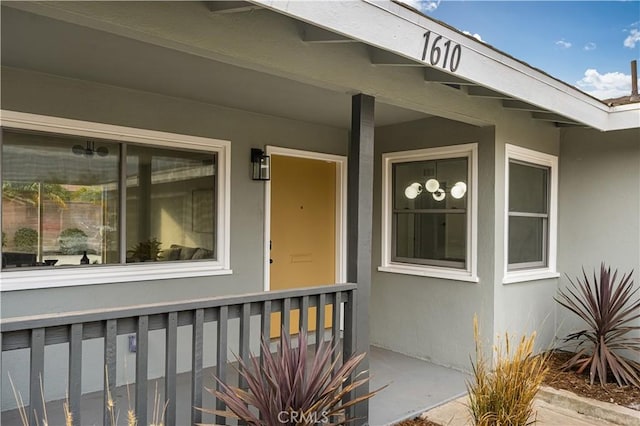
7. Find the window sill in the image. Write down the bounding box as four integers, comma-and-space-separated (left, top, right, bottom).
502, 269, 559, 284
0, 262, 233, 292
378, 264, 479, 283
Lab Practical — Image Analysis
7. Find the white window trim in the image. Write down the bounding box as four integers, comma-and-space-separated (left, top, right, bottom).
503, 144, 558, 284
0, 110, 232, 291
379, 143, 478, 283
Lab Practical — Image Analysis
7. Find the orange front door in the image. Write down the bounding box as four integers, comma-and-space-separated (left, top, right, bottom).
269, 154, 336, 337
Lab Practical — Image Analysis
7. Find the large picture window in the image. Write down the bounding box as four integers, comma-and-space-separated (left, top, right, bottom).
0, 111, 230, 290
504, 144, 558, 283
380, 144, 477, 281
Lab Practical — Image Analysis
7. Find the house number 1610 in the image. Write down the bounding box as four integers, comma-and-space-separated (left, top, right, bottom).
421, 31, 462, 72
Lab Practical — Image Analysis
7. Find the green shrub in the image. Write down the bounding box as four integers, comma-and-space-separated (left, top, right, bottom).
59, 228, 89, 255
14, 227, 37, 253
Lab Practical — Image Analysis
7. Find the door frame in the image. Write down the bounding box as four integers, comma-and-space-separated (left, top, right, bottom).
263, 146, 347, 291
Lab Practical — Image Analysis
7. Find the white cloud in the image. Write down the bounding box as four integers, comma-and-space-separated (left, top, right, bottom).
398, 0, 441, 13
624, 28, 640, 48
583, 42, 596, 51
555, 39, 572, 49
576, 69, 638, 100
463, 31, 483, 42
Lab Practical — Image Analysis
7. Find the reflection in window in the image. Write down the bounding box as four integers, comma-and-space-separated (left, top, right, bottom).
508, 161, 550, 269
1, 129, 217, 270
126, 145, 216, 263
392, 157, 468, 268
2, 131, 119, 268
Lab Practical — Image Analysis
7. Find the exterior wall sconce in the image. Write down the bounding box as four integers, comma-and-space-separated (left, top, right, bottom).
251, 148, 270, 181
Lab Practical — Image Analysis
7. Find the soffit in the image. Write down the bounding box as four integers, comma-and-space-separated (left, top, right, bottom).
0, 6, 428, 129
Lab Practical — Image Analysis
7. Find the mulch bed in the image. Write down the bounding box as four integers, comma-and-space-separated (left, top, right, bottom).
543, 350, 640, 410
395, 350, 640, 426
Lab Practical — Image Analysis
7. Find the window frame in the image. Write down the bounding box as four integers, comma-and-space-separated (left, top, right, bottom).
379, 143, 478, 282
0, 110, 232, 291
503, 144, 558, 284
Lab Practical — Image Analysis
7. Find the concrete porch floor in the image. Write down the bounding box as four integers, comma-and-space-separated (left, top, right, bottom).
369, 346, 467, 425
1, 346, 467, 426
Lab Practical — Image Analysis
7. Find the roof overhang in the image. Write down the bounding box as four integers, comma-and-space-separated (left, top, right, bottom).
251, 0, 639, 131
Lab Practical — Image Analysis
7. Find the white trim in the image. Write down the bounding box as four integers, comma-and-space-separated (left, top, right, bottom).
379, 143, 478, 282
503, 144, 558, 284
0, 110, 232, 291
263, 146, 347, 292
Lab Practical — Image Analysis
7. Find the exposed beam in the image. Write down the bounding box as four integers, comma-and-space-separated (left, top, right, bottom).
206, 1, 261, 14
502, 99, 546, 112
299, 22, 357, 43
467, 86, 512, 99
531, 112, 582, 125
424, 67, 474, 85
368, 46, 422, 66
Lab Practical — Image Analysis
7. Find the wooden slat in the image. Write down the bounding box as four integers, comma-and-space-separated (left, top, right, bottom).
164, 312, 178, 426
239, 303, 250, 389
260, 300, 271, 366
103, 319, 117, 426
281, 297, 291, 338
342, 290, 358, 420
191, 309, 204, 425
331, 292, 342, 370
300, 296, 309, 335
316, 293, 326, 351
29, 328, 45, 426
68, 323, 83, 426
216, 306, 229, 425
135, 315, 149, 425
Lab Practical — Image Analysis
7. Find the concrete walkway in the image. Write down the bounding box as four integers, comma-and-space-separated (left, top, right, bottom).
420, 387, 640, 426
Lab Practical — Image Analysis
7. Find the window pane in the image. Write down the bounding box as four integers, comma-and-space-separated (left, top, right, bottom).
2, 130, 120, 268
393, 158, 467, 211
508, 216, 546, 265
394, 213, 466, 267
509, 162, 548, 213
126, 145, 216, 263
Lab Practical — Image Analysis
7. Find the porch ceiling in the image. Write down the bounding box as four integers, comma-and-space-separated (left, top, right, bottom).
0, 6, 429, 129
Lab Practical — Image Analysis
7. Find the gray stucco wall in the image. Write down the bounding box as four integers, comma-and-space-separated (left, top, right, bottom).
557, 126, 640, 359
370, 117, 496, 371
370, 113, 563, 371
0, 66, 349, 317
0, 67, 349, 408
492, 114, 560, 353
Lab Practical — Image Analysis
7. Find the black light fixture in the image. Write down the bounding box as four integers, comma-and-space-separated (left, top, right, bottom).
251, 148, 270, 181
72, 141, 109, 158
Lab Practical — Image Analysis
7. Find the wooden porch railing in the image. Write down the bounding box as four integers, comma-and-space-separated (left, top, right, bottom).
0, 283, 358, 426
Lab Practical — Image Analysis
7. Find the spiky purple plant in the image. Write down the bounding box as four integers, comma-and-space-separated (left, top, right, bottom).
202, 329, 381, 425
555, 263, 640, 388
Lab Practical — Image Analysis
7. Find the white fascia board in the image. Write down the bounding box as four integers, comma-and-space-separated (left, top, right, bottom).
607, 105, 640, 131
252, 0, 627, 131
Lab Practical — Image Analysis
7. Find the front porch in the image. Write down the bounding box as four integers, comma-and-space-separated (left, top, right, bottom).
1, 285, 466, 426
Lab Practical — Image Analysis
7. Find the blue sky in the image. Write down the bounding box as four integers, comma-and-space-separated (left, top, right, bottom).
400, 1, 640, 99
